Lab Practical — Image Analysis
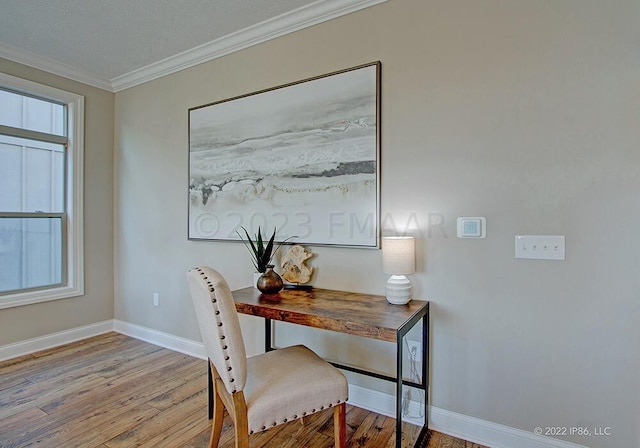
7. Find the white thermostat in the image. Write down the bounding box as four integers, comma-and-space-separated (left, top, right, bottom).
457, 217, 486, 238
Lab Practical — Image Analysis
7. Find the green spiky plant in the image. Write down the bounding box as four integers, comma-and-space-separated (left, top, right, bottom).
237, 227, 293, 273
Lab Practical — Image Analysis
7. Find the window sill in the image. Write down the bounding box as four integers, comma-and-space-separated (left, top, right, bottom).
0, 284, 84, 309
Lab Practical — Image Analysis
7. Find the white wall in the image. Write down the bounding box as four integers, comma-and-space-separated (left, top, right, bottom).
114, 1, 640, 446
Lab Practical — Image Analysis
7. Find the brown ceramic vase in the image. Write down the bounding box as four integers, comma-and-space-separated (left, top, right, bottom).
256, 265, 284, 294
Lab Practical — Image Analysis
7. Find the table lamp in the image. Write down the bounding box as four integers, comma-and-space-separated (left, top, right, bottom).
382, 236, 415, 305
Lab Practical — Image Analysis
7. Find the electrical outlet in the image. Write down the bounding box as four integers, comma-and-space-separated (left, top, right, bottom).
406, 340, 422, 363
153, 293, 159, 307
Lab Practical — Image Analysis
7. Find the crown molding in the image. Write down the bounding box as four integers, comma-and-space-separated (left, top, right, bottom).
0, 0, 387, 93
0, 41, 113, 92
110, 0, 388, 92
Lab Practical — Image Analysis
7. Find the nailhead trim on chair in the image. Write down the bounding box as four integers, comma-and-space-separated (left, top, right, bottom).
249, 399, 347, 434
193, 267, 237, 393
192, 267, 349, 435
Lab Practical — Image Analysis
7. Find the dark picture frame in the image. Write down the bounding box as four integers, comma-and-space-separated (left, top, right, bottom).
188, 61, 380, 248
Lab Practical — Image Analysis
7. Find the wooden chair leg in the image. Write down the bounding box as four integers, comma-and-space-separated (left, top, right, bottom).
209, 389, 224, 447
234, 425, 249, 448
232, 391, 250, 448
334, 403, 346, 448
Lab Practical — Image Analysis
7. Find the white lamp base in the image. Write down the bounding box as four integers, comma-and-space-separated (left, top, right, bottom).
385, 275, 412, 305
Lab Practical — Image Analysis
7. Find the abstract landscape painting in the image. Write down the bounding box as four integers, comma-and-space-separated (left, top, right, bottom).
188, 62, 380, 247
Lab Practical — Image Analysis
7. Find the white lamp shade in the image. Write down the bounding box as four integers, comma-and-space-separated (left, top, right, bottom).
382, 236, 415, 275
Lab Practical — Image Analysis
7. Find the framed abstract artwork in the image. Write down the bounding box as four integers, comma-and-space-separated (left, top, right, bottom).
188, 61, 380, 247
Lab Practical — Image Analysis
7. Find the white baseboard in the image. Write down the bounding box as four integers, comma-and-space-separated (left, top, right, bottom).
429, 407, 587, 448
0, 320, 586, 448
0, 320, 113, 361
348, 385, 585, 448
113, 319, 206, 360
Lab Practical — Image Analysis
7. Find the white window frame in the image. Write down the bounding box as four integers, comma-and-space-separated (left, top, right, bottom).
0, 73, 84, 309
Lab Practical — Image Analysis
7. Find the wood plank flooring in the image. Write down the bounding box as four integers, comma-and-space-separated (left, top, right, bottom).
0, 332, 487, 448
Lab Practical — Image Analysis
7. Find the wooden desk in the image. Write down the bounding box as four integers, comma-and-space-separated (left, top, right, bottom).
224, 286, 430, 448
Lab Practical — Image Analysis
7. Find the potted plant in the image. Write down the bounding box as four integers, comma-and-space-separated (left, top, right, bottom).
237, 227, 293, 293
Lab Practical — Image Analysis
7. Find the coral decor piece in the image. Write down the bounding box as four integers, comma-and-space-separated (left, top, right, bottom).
280, 244, 314, 285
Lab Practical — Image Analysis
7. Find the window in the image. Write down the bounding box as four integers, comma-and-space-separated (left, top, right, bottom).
0, 73, 84, 309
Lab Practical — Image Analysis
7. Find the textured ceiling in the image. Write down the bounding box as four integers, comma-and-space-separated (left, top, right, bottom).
0, 0, 319, 81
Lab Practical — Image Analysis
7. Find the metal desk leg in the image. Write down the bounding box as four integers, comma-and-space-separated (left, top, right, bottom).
265, 318, 273, 352
396, 332, 403, 448
413, 308, 431, 446
423, 311, 429, 430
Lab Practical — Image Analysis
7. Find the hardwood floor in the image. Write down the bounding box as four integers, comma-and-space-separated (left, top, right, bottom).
0, 333, 487, 448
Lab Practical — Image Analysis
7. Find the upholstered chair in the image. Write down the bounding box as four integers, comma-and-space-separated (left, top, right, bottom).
187, 266, 349, 448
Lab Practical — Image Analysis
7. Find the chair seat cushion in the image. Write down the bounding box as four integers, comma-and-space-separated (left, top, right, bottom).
244, 344, 348, 434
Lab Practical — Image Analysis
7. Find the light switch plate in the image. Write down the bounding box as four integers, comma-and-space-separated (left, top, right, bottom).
515, 235, 565, 260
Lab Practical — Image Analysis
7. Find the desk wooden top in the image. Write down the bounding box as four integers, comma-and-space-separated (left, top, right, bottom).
232, 287, 428, 343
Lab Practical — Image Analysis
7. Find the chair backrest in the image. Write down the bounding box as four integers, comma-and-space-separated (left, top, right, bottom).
187, 266, 247, 394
